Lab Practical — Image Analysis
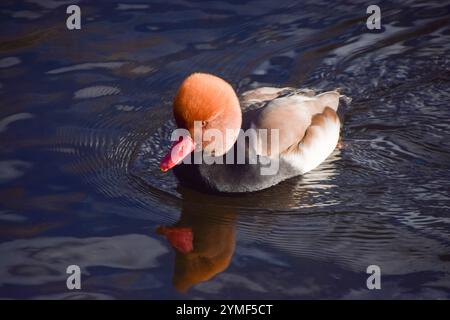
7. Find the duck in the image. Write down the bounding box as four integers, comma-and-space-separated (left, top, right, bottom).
160, 72, 345, 193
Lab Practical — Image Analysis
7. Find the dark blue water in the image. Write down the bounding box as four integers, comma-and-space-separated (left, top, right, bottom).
0, 0, 449, 299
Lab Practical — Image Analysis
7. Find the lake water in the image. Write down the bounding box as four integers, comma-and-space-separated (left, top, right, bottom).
0, 0, 449, 299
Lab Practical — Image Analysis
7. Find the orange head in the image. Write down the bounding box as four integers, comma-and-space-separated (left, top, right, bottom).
160, 73, 242, 171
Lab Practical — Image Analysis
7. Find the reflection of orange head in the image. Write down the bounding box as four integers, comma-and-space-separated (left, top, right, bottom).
157, 187, 238, 293
157, 213, 236, 293
172, 222, 235, 292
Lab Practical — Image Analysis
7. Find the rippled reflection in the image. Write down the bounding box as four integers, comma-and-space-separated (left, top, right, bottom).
157, 188, 237, 292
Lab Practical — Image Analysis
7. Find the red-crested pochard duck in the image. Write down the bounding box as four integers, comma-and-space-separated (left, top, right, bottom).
160, 73, 345, 193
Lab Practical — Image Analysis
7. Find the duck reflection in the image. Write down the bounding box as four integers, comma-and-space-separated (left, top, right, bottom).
157, 187, 236, 292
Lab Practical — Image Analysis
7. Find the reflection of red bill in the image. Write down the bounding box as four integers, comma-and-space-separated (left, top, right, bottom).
160, 136, 195, 172
157, 226, 193, 254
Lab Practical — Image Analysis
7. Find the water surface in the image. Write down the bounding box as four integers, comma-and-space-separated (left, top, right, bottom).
0, 0, 449, 299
